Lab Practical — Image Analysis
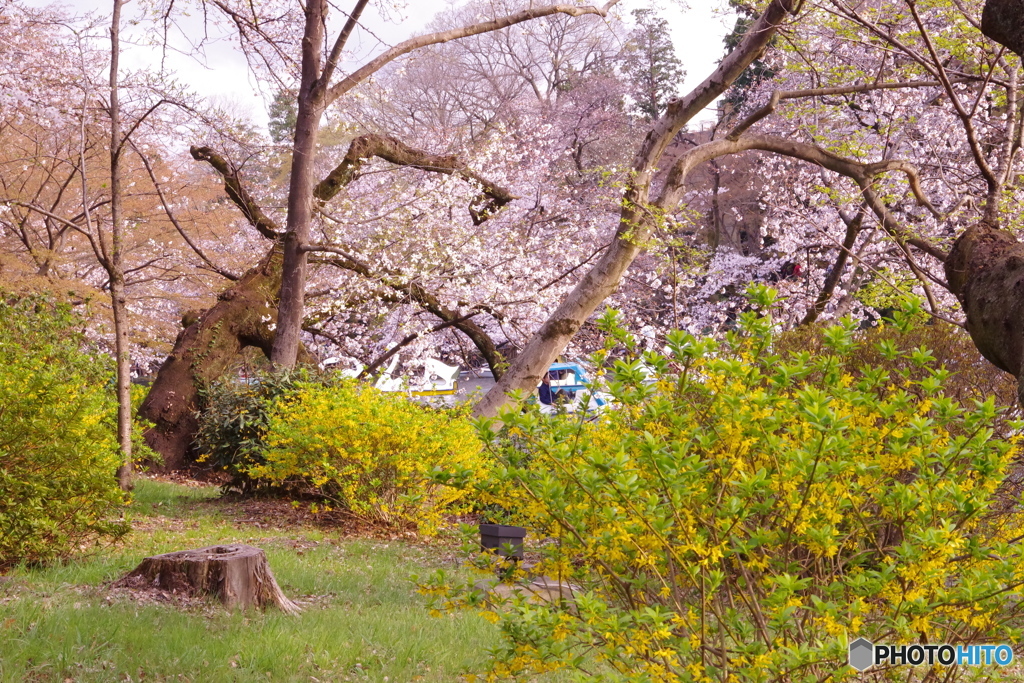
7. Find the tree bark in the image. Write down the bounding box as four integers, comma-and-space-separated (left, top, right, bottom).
142, 135, 515, 469
139, 248, 284, 470
117, 544, 300, 614
952, 1, 1024, 404
109, 0, 133, 490
944, 222, 1024, 404
468, 0, 812, 418
271, 0, 328, 368
983, 0, 1024, 60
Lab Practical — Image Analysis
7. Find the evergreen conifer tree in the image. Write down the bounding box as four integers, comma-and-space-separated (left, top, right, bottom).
622, 8, 685, 120
268, 90, 297, 144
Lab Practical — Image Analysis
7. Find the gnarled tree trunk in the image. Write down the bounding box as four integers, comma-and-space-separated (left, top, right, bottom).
139, 248, 283, 470
983, 0, 1024, 56
945, 222, 1024, 404
953, 1, 1024, 404
117, 544, 300, 614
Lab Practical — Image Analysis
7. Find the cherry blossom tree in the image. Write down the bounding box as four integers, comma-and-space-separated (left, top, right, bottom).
548, 0, 1024, 407
1, 1, 272, 474
475, 0, 807, 417
135, 0, 628, 465
730, 0, 1024, 401
16, 0, 1024, 469
182, 0, 620, 368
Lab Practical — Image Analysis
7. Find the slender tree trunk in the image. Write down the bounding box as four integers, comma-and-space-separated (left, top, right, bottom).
109, 0, 133, 491
271, 0, 328, 367
270, 1, 596, 367
800, 205, 865, 325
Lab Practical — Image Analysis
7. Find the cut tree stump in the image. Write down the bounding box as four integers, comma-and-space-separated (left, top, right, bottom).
116, 544, 300, 614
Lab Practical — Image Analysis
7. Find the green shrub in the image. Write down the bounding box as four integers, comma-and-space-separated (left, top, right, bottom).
776, 312, 1020, 426
0, 294, 128, 569
193, 368, 312, 491
249, 382, 487, 529
424, 292, 1024, 682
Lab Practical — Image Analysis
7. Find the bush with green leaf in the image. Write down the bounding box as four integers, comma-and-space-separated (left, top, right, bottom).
193, 368, 311, 491
423, 291, 1024, 682
0, 294, 128, 569
130, 382, 160, 469
250, 381, 487, 529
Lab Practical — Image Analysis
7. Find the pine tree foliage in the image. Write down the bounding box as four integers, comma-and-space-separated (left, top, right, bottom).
267, 89, 297, 145
721, 0, 776, 110
621, 8, 685, 121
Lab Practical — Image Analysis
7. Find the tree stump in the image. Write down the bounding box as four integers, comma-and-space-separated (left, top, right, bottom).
117, 544, 300, 614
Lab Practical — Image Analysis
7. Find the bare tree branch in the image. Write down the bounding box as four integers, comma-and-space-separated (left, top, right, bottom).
905, 1, 1001, 198
475, 0, 806, 418
358, 311, 482, 379
133, 142, 241, 281
0, 199, 104, 264
315, 0, 370, 100
325, 3, 619, 105
907, 238, 950, 262
801, 203, 867, 325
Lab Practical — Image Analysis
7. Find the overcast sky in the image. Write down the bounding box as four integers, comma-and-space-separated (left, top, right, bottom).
31, 0, 735, 128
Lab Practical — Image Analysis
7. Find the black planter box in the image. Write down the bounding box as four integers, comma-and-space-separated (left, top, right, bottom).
479, 524, 526, 560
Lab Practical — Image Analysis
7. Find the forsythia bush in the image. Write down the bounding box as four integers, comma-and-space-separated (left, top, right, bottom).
424, 291, 1024, 682
251, 381, 487, 529
0, 295, 128, 569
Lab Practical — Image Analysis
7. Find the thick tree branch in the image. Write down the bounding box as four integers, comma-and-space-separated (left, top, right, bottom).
189, 145, 282, 240
314, 133, 517, 224
657, 133, 952, 305
629, 0, 803, 184
474, 0, 805, 418
658, 133, 936, 219
726, 80, 956, 140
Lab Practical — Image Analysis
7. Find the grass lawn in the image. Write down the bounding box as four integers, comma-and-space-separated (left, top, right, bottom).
0, 478, 562, 682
